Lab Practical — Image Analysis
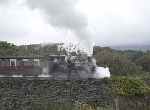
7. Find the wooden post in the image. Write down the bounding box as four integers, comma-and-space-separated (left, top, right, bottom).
114, 97, 119, 110
80, 103, 97, 110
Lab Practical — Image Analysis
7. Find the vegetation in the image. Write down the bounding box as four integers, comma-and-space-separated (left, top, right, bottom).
93, 46, 150, 76
0, 41, 17, 56
0, 41, 65, 57
111, 77, 150, 96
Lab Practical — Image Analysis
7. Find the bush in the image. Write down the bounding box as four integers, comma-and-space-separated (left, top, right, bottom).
111, 77, 150, 96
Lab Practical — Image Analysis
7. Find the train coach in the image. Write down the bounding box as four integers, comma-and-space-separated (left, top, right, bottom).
0, 56, 42, 76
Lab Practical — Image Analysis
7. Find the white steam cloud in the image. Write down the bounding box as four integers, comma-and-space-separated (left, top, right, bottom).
26, 0, 93, 55
0, 0, 7, 3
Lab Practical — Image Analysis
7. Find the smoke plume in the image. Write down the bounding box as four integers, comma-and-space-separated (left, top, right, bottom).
26, 0, 93, 55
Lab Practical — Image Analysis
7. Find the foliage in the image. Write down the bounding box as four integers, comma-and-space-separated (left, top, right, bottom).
123, 50, 144, 61
136, 53, 150, 72
0, 41, 65, 57
94, 46, 142, 76
111, 77, 150, 96
0, 41, 17, 56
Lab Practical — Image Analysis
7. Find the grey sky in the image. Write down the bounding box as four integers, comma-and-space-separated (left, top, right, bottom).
0, 0, 150, 46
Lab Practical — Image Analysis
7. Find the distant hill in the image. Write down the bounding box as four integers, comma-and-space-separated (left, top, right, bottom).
111, 44, 150, 51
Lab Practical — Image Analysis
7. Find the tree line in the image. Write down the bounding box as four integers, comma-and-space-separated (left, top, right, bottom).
94, 46, 150, 76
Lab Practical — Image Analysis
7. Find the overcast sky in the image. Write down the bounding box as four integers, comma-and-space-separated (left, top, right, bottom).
0, 0, 150, 46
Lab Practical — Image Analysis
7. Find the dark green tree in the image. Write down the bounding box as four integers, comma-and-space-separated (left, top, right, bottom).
94, 46, 142, 76
0, 41, 17, 56
136, 53, 150, 72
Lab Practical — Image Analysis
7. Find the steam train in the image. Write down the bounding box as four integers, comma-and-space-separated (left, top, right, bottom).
0, 55, 97, 79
